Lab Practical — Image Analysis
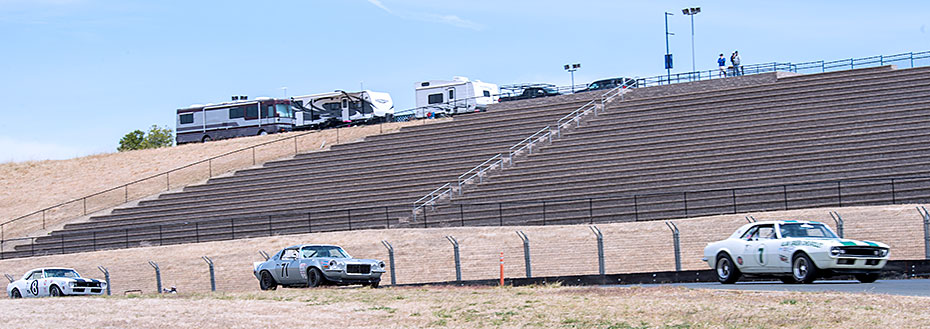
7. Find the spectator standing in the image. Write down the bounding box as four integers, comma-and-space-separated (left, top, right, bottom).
717, 54, 727, 77
731, 51, 742, 76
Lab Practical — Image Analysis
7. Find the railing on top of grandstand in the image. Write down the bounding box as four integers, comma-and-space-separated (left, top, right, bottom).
3, 174, 929, 260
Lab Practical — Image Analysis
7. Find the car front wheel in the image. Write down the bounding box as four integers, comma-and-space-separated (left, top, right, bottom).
307, 268, 323, 288
259, 271, 277, 291
792, 253, 818, 284
10, 288, 21, 299
49, 285, 63, 297
716, 253, 741, 284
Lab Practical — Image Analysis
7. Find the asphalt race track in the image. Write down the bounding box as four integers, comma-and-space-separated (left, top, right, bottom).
635, 279, 930, 297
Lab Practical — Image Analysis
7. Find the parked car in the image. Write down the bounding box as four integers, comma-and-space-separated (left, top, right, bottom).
499, 87, 560, 102
577, 77, 637, 93
7, 268, 107, 298
703, 220, 889, 284
253, 244, 386, 290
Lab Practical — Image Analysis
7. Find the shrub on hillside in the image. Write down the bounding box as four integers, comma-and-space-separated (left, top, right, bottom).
118, 125, 174, 151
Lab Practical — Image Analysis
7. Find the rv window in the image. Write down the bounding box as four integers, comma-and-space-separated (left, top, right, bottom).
179, 113, 194, 124
448, 89, 455, 100
483, 90, 491, 97
263, 105, 275, 118
245, 105, 258, 118
428, 93, 443, 104
229, 107, 245, 119
323, 103, 341, 112
275, 104, 292, 118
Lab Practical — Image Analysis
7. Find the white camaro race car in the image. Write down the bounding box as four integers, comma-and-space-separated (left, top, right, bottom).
703, 220, 889, 284
7, 268, 107, 298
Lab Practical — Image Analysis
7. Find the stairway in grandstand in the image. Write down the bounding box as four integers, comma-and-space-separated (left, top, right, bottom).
421, 65, 930, 226
14, 65, 930, 257
11, 90, 611, 255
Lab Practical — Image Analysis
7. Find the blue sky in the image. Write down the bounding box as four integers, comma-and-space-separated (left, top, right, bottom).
2, 0, 929, 161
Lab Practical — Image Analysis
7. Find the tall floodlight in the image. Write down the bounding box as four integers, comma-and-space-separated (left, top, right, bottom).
682, 7, 701, 74
664, 12, 675, 83
564, 63, 581, 93
280, 87, 288, 98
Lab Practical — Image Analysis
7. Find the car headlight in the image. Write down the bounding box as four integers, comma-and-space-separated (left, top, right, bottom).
69, 282, 75, 287
830, 247, 845, 256
379, 261, 385, 269
880, 249, 889, 257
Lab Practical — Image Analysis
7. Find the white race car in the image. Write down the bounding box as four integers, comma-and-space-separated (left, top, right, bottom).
7, 268, 107, 298
703, 220, 889, 284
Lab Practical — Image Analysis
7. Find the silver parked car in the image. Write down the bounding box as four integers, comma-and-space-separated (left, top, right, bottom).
253, 244, 386, 290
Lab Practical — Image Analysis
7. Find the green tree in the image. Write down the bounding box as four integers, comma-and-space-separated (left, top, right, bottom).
118, 130, 145, 152
117, 125, 174, 152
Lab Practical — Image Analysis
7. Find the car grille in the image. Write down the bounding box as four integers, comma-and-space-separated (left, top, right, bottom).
346, 264, 371, 274
73, 281, 102, 288
838, 247, 886, 257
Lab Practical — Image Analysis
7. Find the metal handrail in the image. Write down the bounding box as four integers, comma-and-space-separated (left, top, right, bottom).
555, 101, 597, 137
508, 126, 552, 163
412, 182, 453, 220
457, 153, 503, 193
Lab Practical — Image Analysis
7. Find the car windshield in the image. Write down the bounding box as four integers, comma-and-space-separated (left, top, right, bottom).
300, 246, 350, 258
779, 223, 838, 239
44, 269, 80, 278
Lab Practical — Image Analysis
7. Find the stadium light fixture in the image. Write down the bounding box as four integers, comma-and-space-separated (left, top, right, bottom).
564, 63, 581, 93
682, 7, 701, 74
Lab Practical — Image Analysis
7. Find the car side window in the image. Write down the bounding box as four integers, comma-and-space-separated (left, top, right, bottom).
740, 227, 759, 240
27, 271, 42, 280
281, 249, 299, 260
757, 226, 776, 239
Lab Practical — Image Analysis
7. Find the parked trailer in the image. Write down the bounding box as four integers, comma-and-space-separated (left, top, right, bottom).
290, 90, 394, 130
414, 77, 498, 118
176, 97, 295, 144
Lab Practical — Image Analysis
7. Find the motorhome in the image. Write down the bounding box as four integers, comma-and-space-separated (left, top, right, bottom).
175, 96, 294, 144
414, 77, 498, 118
290, 90, 394, 129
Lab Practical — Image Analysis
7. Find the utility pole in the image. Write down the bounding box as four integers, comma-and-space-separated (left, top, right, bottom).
682, 7, 702, 74
664, 12, 675, 83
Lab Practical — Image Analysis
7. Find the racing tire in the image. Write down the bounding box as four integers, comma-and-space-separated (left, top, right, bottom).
307, 268, 323, 288
792, 253, 819, 284
259, 271, 277, 291
49, 285, 63, 297
10, 288, 21, 299
715, 253, 741, 284
855, 273, 880, 283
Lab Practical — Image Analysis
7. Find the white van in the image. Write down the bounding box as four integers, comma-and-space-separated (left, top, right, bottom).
290, 90, 394, 129
414, 77, 498, 118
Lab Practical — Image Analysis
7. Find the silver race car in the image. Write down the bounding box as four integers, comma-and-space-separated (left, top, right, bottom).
7, 268, 107, 298
253, 244, 386, 290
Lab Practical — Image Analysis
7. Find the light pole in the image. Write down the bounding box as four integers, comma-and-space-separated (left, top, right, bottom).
664, 12, 674, 83
564, 63, 581, 93
682, 7, 701, 74
280, 87, 287, 98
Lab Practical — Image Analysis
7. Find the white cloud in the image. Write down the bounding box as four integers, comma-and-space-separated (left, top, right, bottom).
0, 136, 102, 162
364, 0, 484, 31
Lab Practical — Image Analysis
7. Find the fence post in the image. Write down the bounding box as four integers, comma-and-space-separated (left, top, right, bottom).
202, 256, 216, 292
347, 209, 352, 230
97, 266, 111, 296
148, 261, 162, 293
829, 211, 845, 238
919, 206, 930, 260
381, 240, 396, 286
499, 203, 503, 226
516, 231, 531, 278
446, 236, 461, 282
666, 221, 681, 272
589, 226, 605, 277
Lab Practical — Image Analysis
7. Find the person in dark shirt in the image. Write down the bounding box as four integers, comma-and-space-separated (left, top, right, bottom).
718, 54, 727, 77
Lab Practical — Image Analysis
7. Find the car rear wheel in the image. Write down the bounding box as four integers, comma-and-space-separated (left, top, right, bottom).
307, 268, 323, 288
10, 288, 21, 299
49, 285, 63, 297
259, 271, 277, 291
716, 254, 741, 284
792, 253, 818, 284
855, 273, 880, 283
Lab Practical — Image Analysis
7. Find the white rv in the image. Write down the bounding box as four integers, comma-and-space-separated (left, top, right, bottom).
290, 90, 394, 129
414, 77, 498, 118
176, 96, 295, 144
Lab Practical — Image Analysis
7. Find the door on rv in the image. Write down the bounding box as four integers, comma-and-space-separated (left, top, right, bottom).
341, 98, 349, 122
